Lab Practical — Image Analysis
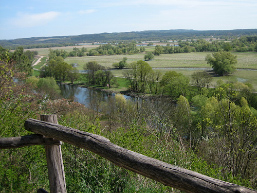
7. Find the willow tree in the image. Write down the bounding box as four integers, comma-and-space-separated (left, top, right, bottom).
124, 60, 152, 93
205, 51, 237, 76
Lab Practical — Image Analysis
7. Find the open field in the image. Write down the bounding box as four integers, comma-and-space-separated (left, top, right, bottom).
64, 52, 210, 70
29, 45, 257, 70
63, 51, 257, 70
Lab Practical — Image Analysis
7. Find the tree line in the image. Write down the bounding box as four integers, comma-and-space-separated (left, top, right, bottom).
48, 47, 87, 59
151, 37, 257, 55
88, 42, 145, 56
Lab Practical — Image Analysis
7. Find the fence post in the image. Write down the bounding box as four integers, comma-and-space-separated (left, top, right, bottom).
41, 114, 66, 193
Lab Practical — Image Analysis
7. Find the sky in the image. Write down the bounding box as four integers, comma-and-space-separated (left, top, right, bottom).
0, 0, 257, 40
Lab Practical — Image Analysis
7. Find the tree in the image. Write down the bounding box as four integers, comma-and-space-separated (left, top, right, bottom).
148, 70, 162, 94
191, 71, 213, 91
153, 45, 163, 56
37, 77, 61, 99
223, 42, 232, 51
83, 61, 104, 85
197, 97, 257, 180
94, 69, 114, 87
175, 95, 192, 147
68, 67, 80, 84
13, 46, 34, 75
124, 60, 152, 93
112, 57, 127, 69
84, 61, 114, 87
41, 56, 73, 82
160, 71, 190, 99
144, 52, 154, 61
55, 61, 73, 82
205, 51, 237, 76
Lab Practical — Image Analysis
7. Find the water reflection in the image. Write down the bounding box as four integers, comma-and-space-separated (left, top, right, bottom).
59, 84, 119, 108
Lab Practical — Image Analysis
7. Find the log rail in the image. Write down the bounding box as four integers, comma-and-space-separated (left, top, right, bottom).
1, 116, 257, 193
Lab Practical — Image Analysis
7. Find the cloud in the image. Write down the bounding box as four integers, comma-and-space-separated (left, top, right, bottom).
78, 9, 96, 15
104, 0, 257, 7
11, 11, 60, 27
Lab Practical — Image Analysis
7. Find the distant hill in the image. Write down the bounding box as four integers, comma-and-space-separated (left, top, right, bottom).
1, 29, 257, 49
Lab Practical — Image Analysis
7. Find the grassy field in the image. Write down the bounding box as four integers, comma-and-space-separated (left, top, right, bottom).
29, 45, 257, 70
63, 51, 257, 70
64, 52, 210, 70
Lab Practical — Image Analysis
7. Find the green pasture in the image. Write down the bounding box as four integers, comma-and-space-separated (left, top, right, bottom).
63, 52, 257, 70
64, 52, 210, 70
235, 52, 257, 69
30, 45, 257, 70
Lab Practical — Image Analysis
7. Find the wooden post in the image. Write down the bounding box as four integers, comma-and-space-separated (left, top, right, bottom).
40, 115, 66, 193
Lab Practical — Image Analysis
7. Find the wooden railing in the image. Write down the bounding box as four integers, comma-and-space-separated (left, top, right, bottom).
0, 115, 256, 193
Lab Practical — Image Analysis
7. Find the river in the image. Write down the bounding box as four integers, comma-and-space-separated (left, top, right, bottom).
59, 84, 132, 108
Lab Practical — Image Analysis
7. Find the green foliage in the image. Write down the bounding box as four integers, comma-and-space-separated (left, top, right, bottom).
153, 45, 163, 56
112, 57, 128, 69
84, 61, 114, 87
206, 51, 237, 76
26, 76, 39, 88
0, 46, 37, 76
37, 77, 61, 99
0, 60, 49, 192
144, 52, 154, 61
68, 67, 80, 84
195, 96, 257, 183
48, 47, 87, 59
191, 71, 213, 90
124, 60, 153, 93
88, 43, 142, 56
41, 54, 78, 83
161, 71, 190, 99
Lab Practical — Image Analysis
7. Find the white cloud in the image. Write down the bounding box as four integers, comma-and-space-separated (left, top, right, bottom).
78, 9, 96, 15
11, 11, 60, 27
105, 0, 257, 7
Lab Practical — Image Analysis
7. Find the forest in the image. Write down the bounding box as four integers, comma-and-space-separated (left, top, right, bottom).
0, 31, 257, 192
1, 29, 257, 49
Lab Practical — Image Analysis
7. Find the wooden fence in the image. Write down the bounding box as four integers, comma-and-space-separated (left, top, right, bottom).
0, 114, 256, 193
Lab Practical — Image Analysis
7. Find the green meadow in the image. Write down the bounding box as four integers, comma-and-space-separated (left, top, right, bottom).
62, 51, 257, 70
